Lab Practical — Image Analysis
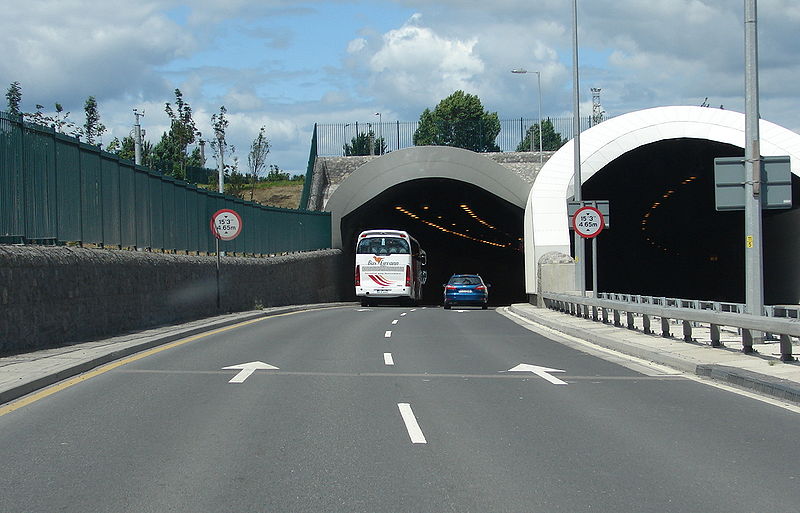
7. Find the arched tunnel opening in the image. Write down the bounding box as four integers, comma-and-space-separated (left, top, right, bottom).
340, 178, 526, 306
580, 138, 800, 304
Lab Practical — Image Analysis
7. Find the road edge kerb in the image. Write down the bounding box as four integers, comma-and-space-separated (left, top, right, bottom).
0, 302, 355, 406
507, 304, 800, 405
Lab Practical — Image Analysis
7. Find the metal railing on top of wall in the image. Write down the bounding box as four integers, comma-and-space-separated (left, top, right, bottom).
541, 291, 797, 362
313, 116, 601, 157
0, 111, 331, 254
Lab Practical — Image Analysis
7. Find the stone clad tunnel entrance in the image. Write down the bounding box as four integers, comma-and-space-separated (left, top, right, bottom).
326, 146, 530, 306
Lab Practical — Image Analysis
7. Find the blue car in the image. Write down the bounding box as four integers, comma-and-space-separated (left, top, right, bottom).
443, 274, 490, 309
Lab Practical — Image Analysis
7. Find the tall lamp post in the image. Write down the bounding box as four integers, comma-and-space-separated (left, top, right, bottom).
571, 0, 585, 295
511, 69, 543, 163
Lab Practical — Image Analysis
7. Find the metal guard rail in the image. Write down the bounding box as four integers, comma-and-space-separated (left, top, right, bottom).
597, 292, 800, 319
541, 292, 796, 362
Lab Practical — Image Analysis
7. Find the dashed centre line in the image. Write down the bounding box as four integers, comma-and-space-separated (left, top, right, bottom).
385, 330, 392, 338
391, 320, 398, 325
397, 403, 427, 444
384, 353, 394, 365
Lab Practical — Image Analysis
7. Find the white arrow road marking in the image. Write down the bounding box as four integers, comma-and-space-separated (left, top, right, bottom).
384, 353, 394, 365
398, 403, 427, 444
222, 361, 279, 383
508, 363, 568, 385
384, 330, 392, 338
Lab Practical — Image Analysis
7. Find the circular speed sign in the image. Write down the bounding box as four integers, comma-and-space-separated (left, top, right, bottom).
210, 209, 243, 241
572, 206, 605, 238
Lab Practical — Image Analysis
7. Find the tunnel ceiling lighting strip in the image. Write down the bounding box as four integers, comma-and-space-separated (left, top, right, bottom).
394, 206, 510, 248
459, 204, 498, 230
639, 175, 700, 256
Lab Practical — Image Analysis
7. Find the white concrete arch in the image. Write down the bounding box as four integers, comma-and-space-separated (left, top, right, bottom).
525, 105, 800, 295
327, 146, 531, 248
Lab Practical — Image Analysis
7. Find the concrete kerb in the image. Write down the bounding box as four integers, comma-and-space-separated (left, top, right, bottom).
508, 304, 800, 405
0, 302, 355, 406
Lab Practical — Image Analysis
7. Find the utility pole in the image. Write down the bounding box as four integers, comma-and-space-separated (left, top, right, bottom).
133, 109, 144, 166
199, 138, 206, 167
743, 0, 764, 350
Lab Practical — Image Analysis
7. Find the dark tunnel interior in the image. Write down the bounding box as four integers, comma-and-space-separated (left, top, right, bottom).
581, 138, 800, 303
340, 178, 526, 306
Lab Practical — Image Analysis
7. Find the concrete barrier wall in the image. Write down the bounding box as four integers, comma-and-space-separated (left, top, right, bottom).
0, 246, 344, 353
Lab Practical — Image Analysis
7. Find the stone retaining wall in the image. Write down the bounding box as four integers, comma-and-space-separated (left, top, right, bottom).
0, 246, 343, 353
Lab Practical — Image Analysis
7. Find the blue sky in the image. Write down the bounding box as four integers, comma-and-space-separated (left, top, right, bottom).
2, 1, 799, 175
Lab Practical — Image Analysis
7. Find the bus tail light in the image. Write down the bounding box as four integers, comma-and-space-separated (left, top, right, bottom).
355, 265, 360, 286
405, 265, 411, 287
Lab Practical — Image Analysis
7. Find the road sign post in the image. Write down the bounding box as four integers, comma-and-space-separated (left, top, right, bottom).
570, 204, 608, 297
211, 209, 243, 310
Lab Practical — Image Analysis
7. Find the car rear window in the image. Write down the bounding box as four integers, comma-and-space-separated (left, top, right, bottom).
449, 276, 482, 285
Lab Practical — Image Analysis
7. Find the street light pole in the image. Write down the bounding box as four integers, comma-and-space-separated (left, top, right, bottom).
571, 0, 585, 296
510, 69, 543, 162
743, 0, 764, 350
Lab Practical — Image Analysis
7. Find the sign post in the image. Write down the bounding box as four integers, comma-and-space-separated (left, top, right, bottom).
210, 209, 243, 309
567, 200, 611, 297
571, 204, 606, 297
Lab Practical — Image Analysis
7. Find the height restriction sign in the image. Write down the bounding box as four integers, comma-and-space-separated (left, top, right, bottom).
572, 206, 605, 238
211, 209, 243, 241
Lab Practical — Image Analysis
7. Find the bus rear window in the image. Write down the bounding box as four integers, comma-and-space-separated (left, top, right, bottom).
357, 237, 410, 255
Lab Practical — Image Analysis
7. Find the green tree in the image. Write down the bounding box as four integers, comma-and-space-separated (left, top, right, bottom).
5, 81, 22, 117
83, 96, 106, 146
515, 118, 564, 152
25, 103, 81, 137
163, 88, 200, 179
107, 136, 136, 161
209, 106, 237, 189
247, 125, 270, 201
343, 130, 386, 156
412, 90, 500, 152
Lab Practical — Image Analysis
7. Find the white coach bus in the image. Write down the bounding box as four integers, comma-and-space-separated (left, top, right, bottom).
355, 229, 427, 306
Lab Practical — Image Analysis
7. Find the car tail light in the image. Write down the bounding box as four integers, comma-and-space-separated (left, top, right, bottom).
405, 265, 411, 287
355, 265, 360, 286
445, 285, 457, 291
475, 285, 486, 291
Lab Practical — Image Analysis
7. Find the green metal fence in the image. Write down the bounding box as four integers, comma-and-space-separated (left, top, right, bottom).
0, 111, 331, 253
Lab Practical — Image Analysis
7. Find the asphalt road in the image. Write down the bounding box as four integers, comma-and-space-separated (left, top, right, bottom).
0, 305, 798, 513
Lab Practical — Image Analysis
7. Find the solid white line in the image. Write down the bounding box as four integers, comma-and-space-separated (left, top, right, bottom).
392, 320, 398, 325
385, 330, 392, 338
384, 353, 394, 365
397, 403, 427, 443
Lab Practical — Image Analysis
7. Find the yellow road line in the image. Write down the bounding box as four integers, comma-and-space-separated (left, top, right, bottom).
0, 310, 307, 417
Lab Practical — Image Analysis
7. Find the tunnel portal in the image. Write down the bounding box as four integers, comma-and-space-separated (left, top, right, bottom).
341, 178, 526, 305
581, 138, 799, 303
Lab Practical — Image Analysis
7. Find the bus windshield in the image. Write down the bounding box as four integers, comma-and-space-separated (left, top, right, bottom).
356, 237, 410, 255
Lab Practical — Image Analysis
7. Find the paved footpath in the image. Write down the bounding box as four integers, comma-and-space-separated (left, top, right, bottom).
507, 303, 800, 405
2, 302, 799, 407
